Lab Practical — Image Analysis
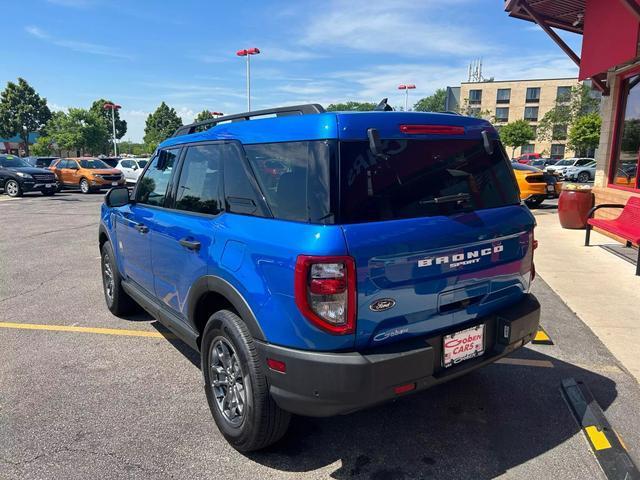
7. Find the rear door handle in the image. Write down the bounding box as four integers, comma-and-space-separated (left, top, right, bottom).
179, 238, 201, 251
135, 223, 149, 234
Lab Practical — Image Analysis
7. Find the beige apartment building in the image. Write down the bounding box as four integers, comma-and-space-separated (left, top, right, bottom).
456, 77, 581, 158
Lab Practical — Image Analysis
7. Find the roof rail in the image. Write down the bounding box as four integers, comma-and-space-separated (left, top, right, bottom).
171, 103, 326, 137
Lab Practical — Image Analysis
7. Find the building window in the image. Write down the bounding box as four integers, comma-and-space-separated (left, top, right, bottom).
521, 144, 535, 154
496, 88, 511, 104
468, 89, 482, 105
552, 124, 568, 140
610, 73, 640, 190
524, 107, 539, 121
526, 87, 541, 103
556, 86, 572, 103
495, 107, 509, 122
550, 144, 566, 159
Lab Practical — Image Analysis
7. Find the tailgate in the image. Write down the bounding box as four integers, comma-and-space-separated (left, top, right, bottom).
341, 205, 535, 349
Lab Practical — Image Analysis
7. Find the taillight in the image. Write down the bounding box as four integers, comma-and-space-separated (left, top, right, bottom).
399, 124, 465, 135
294, 255, 356, 335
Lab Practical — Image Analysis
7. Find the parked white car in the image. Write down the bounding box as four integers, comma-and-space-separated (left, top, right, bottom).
544, 158, 594, 178
115, 158, 149, 184
564, 161, 597, 182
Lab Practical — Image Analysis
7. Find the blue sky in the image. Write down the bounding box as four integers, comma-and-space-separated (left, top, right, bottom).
1, 0, 583, 142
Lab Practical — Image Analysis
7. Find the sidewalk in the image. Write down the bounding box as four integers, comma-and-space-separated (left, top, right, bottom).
532, 207, 640, 383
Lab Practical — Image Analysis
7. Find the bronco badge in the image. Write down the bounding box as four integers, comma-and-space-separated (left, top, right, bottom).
369, 298, 396, 312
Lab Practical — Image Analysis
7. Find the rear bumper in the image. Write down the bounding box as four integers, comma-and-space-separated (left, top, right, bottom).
257, 294, 540, 417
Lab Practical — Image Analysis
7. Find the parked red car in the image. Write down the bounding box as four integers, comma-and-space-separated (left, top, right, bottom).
516, 153, 542, 164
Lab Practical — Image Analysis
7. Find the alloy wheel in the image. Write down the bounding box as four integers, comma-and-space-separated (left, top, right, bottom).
209, 338, 247, 427
80, 179, 90, 193
5, 180, 19, 197
103, 253, 114, 304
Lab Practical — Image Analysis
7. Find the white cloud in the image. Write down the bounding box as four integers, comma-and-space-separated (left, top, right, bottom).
25, 25, 131, 60
302, 0, 492, 57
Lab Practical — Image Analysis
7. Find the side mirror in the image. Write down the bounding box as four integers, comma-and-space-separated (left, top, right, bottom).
105, 186, 131, 208
132, 165, 138, 170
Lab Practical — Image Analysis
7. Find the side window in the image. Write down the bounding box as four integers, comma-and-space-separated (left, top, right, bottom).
136, 149, 179, 206
55, 160, 65, 169
223, 143, 269, 217
175, 145, 222, 215
121, 160, 134, 168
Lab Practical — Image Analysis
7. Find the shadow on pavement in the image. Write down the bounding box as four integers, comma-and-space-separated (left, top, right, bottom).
243, 348, 616, 479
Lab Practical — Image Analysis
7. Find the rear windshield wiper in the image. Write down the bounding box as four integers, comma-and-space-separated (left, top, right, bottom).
421, 193, 471, 205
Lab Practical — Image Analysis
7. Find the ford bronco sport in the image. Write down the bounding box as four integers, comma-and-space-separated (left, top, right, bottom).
99, 104, 540, 452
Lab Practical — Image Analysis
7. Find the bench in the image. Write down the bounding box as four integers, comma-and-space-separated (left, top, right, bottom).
584, 196, 640, 276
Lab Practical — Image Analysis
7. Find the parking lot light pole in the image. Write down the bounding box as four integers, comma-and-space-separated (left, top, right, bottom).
397, 84, 416, 111
103, 102, 122, 156
236, 48, 260, 111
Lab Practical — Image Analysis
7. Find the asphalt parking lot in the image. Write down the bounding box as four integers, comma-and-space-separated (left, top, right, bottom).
2, 192, 640, 480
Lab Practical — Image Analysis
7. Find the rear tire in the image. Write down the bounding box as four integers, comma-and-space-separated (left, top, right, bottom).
80, 178, 92, 194
100, 241, 138, 316
577, 172, 590, 183
202, 310, 291, 452
5, 179, 22, 197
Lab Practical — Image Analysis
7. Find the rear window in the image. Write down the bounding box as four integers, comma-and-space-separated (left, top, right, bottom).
339, 139, 520, 223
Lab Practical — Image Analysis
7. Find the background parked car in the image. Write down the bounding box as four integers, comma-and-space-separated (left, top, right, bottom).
530, 158, 558, 169
0, 154, 58, 197
49, 157, 125, 193
515, 152, 542, 164
25, 156, 59, 169
114, 158, 149, 184
512, 162, 562, 208
564, 160, 596, 182
98, 156, 121, 168
544, 158, 594, 178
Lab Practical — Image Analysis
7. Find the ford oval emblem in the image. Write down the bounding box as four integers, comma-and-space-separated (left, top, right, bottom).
369, 298, 396, 312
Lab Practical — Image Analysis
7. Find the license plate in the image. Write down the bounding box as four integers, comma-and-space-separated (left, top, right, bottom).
112, 182, 118, 186
443, 324, 485, 368
45, 184, 53, 188
546, 185, 554, 192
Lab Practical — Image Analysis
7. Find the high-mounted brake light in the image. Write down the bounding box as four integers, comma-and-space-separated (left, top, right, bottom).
294, 255, 356, 335
400, 125, 465, 135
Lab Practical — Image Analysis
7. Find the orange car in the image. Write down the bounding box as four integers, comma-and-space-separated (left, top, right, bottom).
512, 162, 562, 208
49, 157, 125, 193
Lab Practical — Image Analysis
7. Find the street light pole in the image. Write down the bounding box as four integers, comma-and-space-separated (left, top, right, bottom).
103, 102, 122, 156
397, 84, 416, 111
236, 48, 260, 111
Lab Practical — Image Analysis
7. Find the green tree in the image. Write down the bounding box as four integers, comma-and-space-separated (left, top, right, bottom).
537, 84, 600, 141
500, 120, 536, 157
119, 140, 151, 156
568, 112, 601, 156
30, 136, 54, 156
457, 98, 493, 119
413, 88, 447, 112
143, 102, 183, 151
326, 101, 377, 112
0, 78, 51, 156
47, 108, 110, 155
194, 110, 215, 123
89, 98, 127, 154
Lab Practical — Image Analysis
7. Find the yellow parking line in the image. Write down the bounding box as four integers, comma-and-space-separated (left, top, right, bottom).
0, 321, 166, 338
585, 425, 612, 451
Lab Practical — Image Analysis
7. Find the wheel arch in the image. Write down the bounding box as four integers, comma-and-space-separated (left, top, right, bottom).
188, 275, 266, 347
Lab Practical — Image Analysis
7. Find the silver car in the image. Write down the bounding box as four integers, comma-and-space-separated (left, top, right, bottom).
545, 158, 594, 178
564, 160, 596, 182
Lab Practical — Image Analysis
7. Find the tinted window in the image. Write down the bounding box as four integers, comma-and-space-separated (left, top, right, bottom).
339, 139, 520, 223
136, 150, 179, 206
79, 159, 109, 169
121, 160, 134, 168
244, 141, 334, 222
526, 87, 540, 102
223, 143, 269, 217
175, 145, 222, 215
0, 156, 31, 168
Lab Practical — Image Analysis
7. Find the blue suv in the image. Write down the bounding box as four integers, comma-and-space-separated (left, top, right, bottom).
99, 104, 540, 451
